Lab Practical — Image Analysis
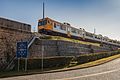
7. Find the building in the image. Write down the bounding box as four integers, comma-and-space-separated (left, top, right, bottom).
0, 17, 32, 70
0, 17, 31, 32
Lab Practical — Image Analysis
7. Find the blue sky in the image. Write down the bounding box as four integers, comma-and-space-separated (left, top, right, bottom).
0, 0, 120, 40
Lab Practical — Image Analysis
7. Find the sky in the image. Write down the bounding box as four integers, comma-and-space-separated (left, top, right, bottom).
0, 0, 120, 40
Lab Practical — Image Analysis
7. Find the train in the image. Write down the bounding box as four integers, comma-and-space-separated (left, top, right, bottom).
38, 17, 120, 47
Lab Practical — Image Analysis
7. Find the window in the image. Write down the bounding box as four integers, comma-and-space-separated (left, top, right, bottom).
71, 28, 77, 33
38, 22, 42, 26
48, 20, 50, 24
54, 23, 56, 28
38, 20, 47, 26
86, 32, 93, 37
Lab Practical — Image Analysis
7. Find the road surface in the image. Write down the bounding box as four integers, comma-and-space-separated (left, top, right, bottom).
1, 58, 120, 80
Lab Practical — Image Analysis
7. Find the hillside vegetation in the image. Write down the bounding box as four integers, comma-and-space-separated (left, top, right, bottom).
40, 35, 100, 46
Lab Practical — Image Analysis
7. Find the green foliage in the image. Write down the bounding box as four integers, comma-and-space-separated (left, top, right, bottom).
40, 35, 100, 46
76, 50, 120, 64
14, 56, 73, 70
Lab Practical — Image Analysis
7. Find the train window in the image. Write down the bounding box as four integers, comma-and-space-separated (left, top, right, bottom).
38, 21, 42, 26
54, 23, 56, 28
86, 32, 93, 37
38, 20, 47, 26
71, 28, 77, 33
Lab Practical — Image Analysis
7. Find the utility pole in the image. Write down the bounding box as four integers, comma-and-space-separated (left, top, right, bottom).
43, 2, 45, 19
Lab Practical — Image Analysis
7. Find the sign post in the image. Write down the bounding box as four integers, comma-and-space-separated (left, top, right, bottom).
25, 58, 27, 72
41, 45, 44, 71
16, 41, 28, 72
18, 58, 20, 72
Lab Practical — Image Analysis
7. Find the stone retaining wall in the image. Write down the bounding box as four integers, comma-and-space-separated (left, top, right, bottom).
0, 17, 32, 69
29, 39, 113, 58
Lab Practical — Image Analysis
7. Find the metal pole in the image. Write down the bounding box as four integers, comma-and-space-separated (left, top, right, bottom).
41, 45, 44, 71
25, 58, 27, 71
43, 2, 45, 19
18, 58, 20, 72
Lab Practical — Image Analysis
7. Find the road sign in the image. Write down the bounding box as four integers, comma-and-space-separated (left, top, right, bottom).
16, 41, 28, 58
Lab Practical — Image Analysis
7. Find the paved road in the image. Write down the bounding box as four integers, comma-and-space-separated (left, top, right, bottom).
1, 58, 120, 80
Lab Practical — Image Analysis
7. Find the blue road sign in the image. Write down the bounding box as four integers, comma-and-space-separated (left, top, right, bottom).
16, 41, 28, 58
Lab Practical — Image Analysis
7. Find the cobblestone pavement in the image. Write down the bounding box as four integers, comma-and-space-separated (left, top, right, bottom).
1, 58, 120, 80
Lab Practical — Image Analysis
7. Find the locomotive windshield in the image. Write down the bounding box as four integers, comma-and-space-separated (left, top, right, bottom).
38, 20, 47, 26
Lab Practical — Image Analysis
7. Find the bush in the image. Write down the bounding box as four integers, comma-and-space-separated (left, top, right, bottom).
76, 50, 120, 64
14, 56, 73, 70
